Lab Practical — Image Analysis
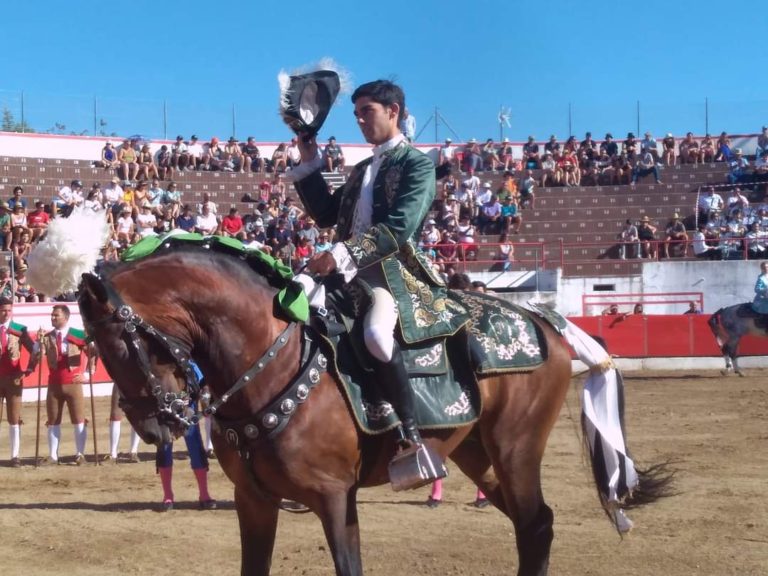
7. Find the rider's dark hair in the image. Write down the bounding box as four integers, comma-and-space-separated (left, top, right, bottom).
352, 80, 405, 124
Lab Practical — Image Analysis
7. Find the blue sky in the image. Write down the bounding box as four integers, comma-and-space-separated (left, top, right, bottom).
1, 1, 766, 145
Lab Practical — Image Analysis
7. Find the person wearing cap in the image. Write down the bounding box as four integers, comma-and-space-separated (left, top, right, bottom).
664, 213, 688, 258
314, 231, 332, 253
103, 176, 124, 216
200, 137, 224, 171
522, 136, 540, 169
117, 139, 139, 182
115, 205, 135, 246
600, 133, 619, 159
478, 191, 502, 235
13, 263, 37, 303
27, 201, 50, 242
499, 137, 515, 172
241, 137, 263, 173
631, 148, 663, 186
223, 137, 246, 173
544, 135, 560, 156
481, 138, 501, 171
728, 147, 750, 184
438, 137, 457, 170
100, 141, 119, 171
661, 133, 676, 166
55, 180, 84, 217
540, 152, 557, 187
579, 132, 598, 163
292, 79, 457, 479
518, 169, 537, 208
622, 133, 638, 162
440, 193, 460, 227
322, 137, 345, 173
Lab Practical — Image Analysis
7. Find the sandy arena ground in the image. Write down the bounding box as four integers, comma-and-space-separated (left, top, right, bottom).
0, 369, 766, 575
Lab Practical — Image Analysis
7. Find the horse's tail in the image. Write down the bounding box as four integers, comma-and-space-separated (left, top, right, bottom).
558, 319, 674, 532
708, 307, 726, 349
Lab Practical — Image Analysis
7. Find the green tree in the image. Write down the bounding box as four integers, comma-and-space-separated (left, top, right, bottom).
1, 107, 35, 133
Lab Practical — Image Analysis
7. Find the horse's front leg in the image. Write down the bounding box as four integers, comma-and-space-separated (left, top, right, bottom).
317, 488, 363, 576
234, 485, 280, 576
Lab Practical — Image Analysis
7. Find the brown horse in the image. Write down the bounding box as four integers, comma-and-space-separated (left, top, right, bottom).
77, 245, 666, 576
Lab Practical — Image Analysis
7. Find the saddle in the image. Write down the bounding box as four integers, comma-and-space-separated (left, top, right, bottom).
735, 302, 768, 331
309, 277, 549, 435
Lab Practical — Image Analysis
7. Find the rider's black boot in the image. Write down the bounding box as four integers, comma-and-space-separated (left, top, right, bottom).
375, 341, 420, 446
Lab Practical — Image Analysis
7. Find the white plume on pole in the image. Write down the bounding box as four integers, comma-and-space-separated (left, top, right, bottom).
26, 208, 111, 297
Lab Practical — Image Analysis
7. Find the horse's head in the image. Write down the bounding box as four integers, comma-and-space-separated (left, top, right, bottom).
78, 272, 201, 445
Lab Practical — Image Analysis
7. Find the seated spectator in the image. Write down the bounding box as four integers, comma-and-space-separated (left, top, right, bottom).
137, 144, 159, 180
435, 230, 459, 268
187, 135, 203, 170
99, 141, 119, 171
194, 203, 218, 235
728, 149, 750, 184
540, 152, 557, 187
500, 195, 522, 235
13, 264, 37, 303
631, 150, 662, 185
56, 179, 84, 217
754, 150, 768, 187
697, 186, 724, 224
617, 219, 639, 259
744, 222, 766, 260
684, 302, 702, 314
147, 178, 165, 213
8, 186, 27, 212
715, 131, 732, 162
637, 215, 657, 259
12, 230, 33, 269
117, 139, 139, 181
161, 181, 182, 220
640, 132, 659, 163
269, 217, 293, 253
692, 224, 724, 260
296, 217, 320, 247
223, 137, 246, 172
293, 235, 314, 271
201, 137, 224, 171
456, 216, 478, 261
600, 133, 619, 159
481, 139, 501, 171
323, 137, 344, 173
197, 192, 218, 217
664, 213, 689, 258
83, 188, 103, 213
462, 139, 483, 173
558, 150, 579, 187
441, 194, 460, 228
220, 208, 246, 240
699, 133, 715, 163
103, 177, 124, 214
286, 137, 301, 169
478, 192, 502, 235
501, 170, 519, 202
544, 134, 560, 157
271, 174, 288, 204
622, 132, 638, 162
602, 304, 621, 316
581, 160, 602, 187
518, 169, 536, 208
132, 181, 150, 217
661, 133, 676, 166
176, 204, 196, 232
136, 202, 158, 238
27, 200, 50, 241
155, 145, 174, 180
726, 187, 749, 216
271, 143, 288, 173
579, 132, 598, 165
498, 138, 515, 172
171, 136, 191, 172
522, 136, 540, 169
678, 132, 699, 165
114, 206, 135, 246
241, 136, 264, 173
497, 232, 515, 271
438, 137, 459, 173
313, 230, 332, 254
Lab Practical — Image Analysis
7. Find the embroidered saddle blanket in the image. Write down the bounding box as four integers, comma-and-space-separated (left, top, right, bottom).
315, 287, 549, 435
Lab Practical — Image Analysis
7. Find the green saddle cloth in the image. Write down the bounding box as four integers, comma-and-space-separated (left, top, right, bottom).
317, 289, 548, 435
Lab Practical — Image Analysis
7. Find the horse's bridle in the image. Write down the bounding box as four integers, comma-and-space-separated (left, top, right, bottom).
81, 277, 204, 428
81, 274, 301, 432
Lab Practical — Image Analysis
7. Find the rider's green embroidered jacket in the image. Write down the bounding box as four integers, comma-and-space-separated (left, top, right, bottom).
294, 141, 468, 343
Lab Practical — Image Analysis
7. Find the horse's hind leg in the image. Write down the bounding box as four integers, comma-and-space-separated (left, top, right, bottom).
234, 485, 280, 575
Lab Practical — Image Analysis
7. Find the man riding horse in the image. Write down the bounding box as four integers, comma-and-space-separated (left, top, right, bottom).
290, 79, 453, 481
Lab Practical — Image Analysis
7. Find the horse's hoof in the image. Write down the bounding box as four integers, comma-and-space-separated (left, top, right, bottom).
426, 497, 441, 509
737, 371, 745, 377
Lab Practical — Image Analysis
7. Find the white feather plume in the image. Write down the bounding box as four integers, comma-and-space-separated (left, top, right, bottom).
26, 208, 111, 296
278, 57, 353, 115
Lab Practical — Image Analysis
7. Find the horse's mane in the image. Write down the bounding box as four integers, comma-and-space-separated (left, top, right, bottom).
99, 244, 285, 297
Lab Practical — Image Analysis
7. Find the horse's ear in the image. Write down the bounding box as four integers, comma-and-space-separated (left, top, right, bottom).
80, 273, 109, 304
